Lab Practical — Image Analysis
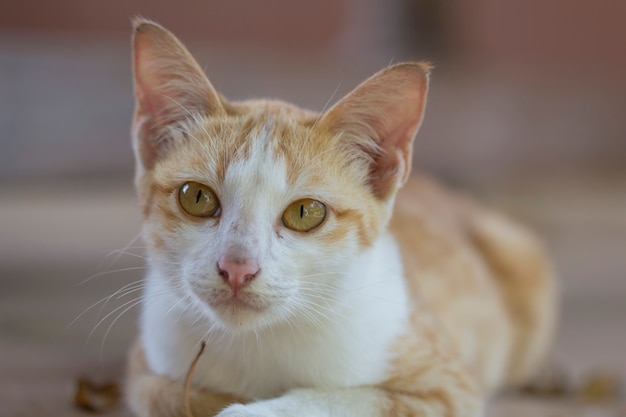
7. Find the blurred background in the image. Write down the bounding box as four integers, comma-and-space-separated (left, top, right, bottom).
1, 0, 625, 415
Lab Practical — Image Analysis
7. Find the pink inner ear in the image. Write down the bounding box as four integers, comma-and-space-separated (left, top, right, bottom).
369, 118, 419, 200
319, 63, 429, 200
133, 46, 167, 120
133, 31, 220, 128
131, 21, 225, 168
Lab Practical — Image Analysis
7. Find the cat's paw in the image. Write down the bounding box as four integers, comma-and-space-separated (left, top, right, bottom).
216, 403, 276, 417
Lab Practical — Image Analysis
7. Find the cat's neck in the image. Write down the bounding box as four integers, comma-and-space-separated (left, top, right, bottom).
140, 232, 410, 398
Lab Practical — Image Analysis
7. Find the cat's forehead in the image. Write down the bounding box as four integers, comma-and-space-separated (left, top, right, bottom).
153, 100, 365, 207
198, 108, 334, 176
148, 101, 379, 239
156, 111, 309, 182
242, 116, 326, 186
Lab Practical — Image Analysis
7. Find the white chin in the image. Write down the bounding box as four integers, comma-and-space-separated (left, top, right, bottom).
209, 300, 271, 332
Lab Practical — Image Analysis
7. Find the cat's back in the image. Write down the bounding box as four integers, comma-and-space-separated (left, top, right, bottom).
390, 174, 491, 314
391, 173, 479, 277
390, 174, 557, 389
391, 173, 551, 297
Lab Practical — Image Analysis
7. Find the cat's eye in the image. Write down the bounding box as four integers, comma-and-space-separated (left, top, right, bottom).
178, 182, 220, 217
282, 199, 327, 232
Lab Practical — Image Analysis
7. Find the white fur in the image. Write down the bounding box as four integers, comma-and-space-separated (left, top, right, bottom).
142, 232, 408, 399
217, 388, 390, 417
140, 125, 410, 401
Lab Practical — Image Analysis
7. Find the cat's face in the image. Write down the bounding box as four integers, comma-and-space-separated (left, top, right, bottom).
131, 20, 428, 332
141, 108, 389, 331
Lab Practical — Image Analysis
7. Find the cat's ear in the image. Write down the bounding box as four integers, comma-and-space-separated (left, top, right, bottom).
131, 18, 224, 169
319, 62, 430, 201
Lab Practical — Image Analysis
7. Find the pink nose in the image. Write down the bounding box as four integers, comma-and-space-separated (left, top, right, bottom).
217, 255, 260, 292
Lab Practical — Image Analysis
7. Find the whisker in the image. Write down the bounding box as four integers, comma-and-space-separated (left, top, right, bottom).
67, 279, 144, 330
296, 290, 335, 303
99, 298, 143, 363
94, 281, 145, 325
350, 276, 404, 293
253, 327, 263, 356
198, 320, 221, 347
78, 266, 149, 285
293, 297, 341, 325
87, 295, 147, 345
306, 71, 344, 138
99, 232, 143, 270
162, 94, 214, 155
179, 125, 213, 157
104, 250, 149, 262
298, 271, 343, 279
113, 285, 145, 301
165, 297, 187, 323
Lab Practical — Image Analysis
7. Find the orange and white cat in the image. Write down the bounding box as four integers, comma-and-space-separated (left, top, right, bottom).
126, 19, 557, 417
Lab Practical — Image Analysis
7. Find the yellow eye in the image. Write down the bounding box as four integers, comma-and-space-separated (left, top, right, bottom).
282, 199, 327, 232
178, 182, 220, 217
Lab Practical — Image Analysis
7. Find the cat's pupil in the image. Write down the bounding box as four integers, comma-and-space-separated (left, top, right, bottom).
196, 189, 202, 204
300, 204, 304, 218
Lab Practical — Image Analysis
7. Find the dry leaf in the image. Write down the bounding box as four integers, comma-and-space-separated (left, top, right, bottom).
74, 377, 120, 413
520, 364, 570, 397
578, 371, 623, 403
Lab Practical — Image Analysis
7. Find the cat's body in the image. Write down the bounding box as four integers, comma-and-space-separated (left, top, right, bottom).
126, 19, 557, 417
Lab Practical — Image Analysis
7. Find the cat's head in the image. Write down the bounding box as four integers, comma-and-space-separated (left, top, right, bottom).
131, 19, 429, 333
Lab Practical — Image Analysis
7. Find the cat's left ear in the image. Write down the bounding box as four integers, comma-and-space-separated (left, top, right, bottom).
131, 18, 225, 169
319, 62, 430, 201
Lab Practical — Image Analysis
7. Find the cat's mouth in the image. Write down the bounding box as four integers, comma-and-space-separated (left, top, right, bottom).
201, 289, 274, 330
210, 293, 267, 312
195, 285, 270, 314
188, 281, 280, 329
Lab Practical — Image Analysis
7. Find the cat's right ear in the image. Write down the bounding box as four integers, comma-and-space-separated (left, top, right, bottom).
131, 18, 224, 169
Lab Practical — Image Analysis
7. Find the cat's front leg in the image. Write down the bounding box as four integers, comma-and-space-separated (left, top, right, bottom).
126, 339, 243, 417
216, 386, 483, 417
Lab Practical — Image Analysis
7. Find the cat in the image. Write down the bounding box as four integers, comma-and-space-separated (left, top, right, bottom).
126, 18, 557, 417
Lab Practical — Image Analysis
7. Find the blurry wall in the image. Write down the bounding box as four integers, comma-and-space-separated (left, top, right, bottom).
0, 0, 625, 181
446, 0, 626, 84
0, 0, 348, 48
0, 0, 401, 180
405, 0, 626, 178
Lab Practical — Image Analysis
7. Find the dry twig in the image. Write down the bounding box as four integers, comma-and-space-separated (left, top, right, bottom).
184, 341, 207, 417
